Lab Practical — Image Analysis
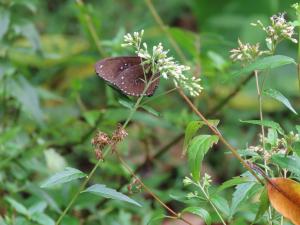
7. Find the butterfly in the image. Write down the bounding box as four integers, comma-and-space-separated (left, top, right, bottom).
95, 56, 160, 97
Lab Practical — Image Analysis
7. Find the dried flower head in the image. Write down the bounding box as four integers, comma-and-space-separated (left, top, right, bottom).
251, 13, 297, 51
91, 131, 111, 150
111, 124, 128, 144
122, 30, 203, 97
230, 39, 266, 64
95, 148, 104, 161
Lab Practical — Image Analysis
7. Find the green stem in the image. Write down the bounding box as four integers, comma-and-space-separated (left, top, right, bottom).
254, 70, 273, 224
76, 0, 106, 57
144, 0, 187, 62
196, 182, 226, 225
56, 89, 148, 224
55, 152, 107, 225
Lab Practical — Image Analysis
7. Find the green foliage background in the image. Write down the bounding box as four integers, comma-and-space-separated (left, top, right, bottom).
0, 0, 299, 224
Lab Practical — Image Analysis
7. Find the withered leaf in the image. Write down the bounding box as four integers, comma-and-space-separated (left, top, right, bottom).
267, 178, 300, 225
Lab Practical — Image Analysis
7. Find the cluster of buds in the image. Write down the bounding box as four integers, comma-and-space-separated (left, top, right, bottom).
186, 191, 198, 199
91, 124, 128, 159
121, 30, 144, 50
111, 124, 128, 152
91, 131, 111, 150
230, 39, 267, 64
251, 13, 297, 51
122, 30, 203, 97
249, 130, 300, 161
127, 178, 142, 194
202, 173, 212, 188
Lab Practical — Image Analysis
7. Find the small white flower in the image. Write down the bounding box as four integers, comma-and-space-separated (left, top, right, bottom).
252, 13, 298, 50
122, 30, 203, 97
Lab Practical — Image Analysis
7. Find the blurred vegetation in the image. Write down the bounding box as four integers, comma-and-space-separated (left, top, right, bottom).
0, 0, 300, 224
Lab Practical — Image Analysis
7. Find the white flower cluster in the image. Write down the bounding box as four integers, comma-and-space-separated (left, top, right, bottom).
121, 30, 144, 49
230, 39, 266, 63
251, 13, 297, 51
121, 30, 203, 97
202, 173, 212, 188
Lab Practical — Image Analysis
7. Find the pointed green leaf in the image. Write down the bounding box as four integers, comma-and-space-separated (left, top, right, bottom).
263, 89, 297, 114
211, 195, 230, 217
28, 202, 47, 215
31, 212, 55, 225
82, 184, 141, 207
183, 207, 211, 225
217, 176, 249, 193
141, 105, 160, 117
147, 214, 166, 225
240, 119, 284, 135
254, 188, 269, 222
188, 135, 219, 181
5, 197, 29, 216
183, 120, 219, 155
271, 154, 300, 174
118, 99, 134, 109
233, 55, 296, 77
41, 167, 86, 188
0, 8, 10, 40
230, 181, 256, 218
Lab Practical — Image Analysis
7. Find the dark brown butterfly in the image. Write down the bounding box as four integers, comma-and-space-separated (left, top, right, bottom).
95, 56, 159, 97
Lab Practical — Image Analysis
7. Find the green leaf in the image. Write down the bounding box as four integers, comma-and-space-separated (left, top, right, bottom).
141, 105, 160, 117
19, 22, 41, 51
207, 51, 227, 71
82, 184, 141, 207
293, 142, 300, 157
28, 202, 47, 215
254, 188, 269, 222
147, 214, 166, 225
82, 110, 102, 127
0, 8, 10, 40
263, 89, 297, 114
5, 197, 29, 216
8, 76, 43, 124
266, 128, 278, 146
240, 119, 284, 135
233, 55, 296, 76
230, 180, 256, 218
41, 167, 86, 188
188, 135, 219, 182
183, 207, 211, 225
271, 154, 300, 174
217, 176, 249, 193
31, 212, 55, 225
183, 120, 219, 155
211, 195, 230, 217
118, 99, 134, 109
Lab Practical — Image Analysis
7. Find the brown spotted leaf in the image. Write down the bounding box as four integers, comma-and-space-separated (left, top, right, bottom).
267, 178, 300, 225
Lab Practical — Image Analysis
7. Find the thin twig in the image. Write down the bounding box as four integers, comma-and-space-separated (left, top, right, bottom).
144, 0, 187, 62
145, 0, 263, 185
178, 88, 264, 185
76, 0, 106, 56
115, 151, 194, 225
208, 72, 253, 115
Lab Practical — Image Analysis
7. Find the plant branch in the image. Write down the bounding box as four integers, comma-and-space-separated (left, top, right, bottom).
145, 0, 263, 185
196, 182, 226, 225
76, 0, 106, 57
144, 0, 187, 62
115, 151, 194, 225
178, 88, 264, 185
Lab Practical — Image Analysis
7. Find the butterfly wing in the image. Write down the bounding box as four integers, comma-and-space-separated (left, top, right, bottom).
114, 64, 160, 96
95, 56, 142, 85
95, 56, 160, 96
